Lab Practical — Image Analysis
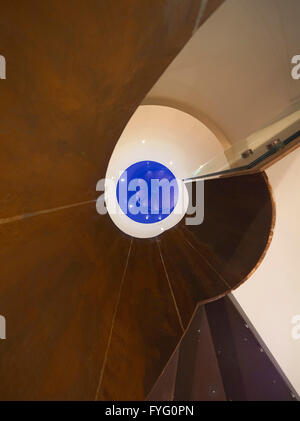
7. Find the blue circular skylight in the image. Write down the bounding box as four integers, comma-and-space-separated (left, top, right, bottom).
116, 160, 178, 224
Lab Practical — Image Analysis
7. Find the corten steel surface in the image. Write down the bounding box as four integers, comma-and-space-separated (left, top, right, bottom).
0, 0, 212, 216
0, 174, 273, 400
0, 0, 275, 401
159, 174, 274, 328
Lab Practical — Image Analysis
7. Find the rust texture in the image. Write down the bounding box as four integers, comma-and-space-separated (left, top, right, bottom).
0, 1, 276, 401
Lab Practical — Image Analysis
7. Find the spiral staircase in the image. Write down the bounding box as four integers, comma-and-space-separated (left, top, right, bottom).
0, 0, 298, 400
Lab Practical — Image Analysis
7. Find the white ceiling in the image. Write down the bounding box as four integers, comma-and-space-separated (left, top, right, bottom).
146, 0, 300, 144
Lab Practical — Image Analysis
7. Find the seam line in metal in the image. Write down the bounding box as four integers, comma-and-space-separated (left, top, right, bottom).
181, 227, 231, 289
192, 0, 208, 35
156, 238, 184, 333
0, 199, 96, 225
94, 237, 133, 400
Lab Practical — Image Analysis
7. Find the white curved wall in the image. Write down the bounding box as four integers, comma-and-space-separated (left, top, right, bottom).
105, 105, 224, 238
233, 148, 300, 396
146, 0, 300, 143
109, 105, 224, 179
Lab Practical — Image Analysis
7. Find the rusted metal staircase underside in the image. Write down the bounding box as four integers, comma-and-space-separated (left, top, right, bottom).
0, 0, 275, 400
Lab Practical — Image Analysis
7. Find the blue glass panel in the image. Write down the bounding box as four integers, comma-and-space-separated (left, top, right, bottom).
116, 160, 178, 224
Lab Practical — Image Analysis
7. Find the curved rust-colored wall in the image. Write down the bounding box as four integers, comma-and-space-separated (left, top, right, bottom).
0, 0, 275, 401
